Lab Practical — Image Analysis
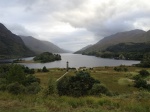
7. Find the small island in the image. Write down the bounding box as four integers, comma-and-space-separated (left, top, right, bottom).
33, 52, 61, 63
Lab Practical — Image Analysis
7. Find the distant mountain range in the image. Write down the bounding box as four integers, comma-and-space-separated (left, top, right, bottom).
0, 23, 35, 59
20, 36, 68, 54
75, 29, 150, 54
0, 23, 68, 59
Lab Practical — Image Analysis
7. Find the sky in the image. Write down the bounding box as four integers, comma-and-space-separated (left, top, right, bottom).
0, 0, 150, 51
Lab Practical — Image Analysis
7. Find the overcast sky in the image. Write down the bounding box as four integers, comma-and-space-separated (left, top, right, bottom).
0, 0, 150, 51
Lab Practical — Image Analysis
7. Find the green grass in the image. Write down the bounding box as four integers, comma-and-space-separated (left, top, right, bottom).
0, 66, 150, 112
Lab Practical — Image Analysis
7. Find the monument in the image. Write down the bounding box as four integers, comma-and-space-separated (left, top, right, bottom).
66, 61, 69, 71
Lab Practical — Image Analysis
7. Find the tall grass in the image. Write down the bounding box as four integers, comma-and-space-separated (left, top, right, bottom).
0, 67, 150, 112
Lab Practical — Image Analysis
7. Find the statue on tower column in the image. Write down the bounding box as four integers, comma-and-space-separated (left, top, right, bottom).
66, 61, 69, 71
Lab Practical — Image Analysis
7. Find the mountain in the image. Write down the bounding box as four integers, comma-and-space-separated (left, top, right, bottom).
77, 29, 150, 53
20, 36, 68, 54
0, 23, 35, 59
102, 42, 150, 60
74, 45, 92, 54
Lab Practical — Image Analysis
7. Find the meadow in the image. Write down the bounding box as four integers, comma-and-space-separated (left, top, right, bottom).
0, 66, 150, 112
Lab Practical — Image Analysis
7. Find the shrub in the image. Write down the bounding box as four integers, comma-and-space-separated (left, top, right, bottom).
23, 67, 35, 74
0, 84, 7, 91
89, 84, 110, 96
147, 84, 150, 91
57, 76, 71, 96
24, 75, 40, 86
37, 69, 42, 72
57, 71, 100, 97
42, 66, 49, 72
26, 82, 41, 94
140, 53, 150, 67
7, 82, 25, 94
114, 67, 128, 72
0, 64, 41, 94
132, 75, 141, 81
134, 79, 147, 88
6, 64, 26, 84
44, 77, 57, 95
139, 70, 150, 77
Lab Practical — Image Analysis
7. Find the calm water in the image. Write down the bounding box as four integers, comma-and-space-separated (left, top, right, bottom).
20, 53, 140, 68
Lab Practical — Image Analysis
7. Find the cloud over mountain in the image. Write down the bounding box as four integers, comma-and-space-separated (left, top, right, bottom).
1, 0, 150, 51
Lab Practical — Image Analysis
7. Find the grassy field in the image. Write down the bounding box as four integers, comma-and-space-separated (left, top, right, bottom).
0, 66, 150, 112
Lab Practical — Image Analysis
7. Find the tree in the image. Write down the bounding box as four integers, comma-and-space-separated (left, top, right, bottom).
140, 53, 150, 67
6, 64, 26, 84
134, 79, 147, 88
0, 64, 41, 94
42, 66, 49, 72
57, 71, 100, 97
139, 70, 150, 77
89, 84, 110, 96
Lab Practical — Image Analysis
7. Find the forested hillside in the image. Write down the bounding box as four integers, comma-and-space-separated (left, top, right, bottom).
0, 23, 35, 59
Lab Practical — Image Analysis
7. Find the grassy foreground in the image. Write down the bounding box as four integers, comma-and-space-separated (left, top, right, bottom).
0, 66, 150, 112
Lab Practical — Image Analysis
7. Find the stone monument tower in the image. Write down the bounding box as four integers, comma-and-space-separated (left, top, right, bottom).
66, 61, 69, 71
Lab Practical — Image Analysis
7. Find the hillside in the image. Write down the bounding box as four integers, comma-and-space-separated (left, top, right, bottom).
76, 29, 149, 53
74, 45, 92, 54
20, 36, 68, 54
0, 23, 35, 59
101, 42, 150, 60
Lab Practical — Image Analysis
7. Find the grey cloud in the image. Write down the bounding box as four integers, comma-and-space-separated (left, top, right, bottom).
58, 0, 150, 40
1, 0, 150, 51
6, 24, 37, 37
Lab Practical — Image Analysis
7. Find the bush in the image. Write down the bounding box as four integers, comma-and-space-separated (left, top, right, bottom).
42, 66, 49, 72
7, 82, 25, 94
57, 76, 71, 96
140, 53, 150, 67
24, 75, 40, 86
44, 77, 57, 96
89, 84, 110, 96
57, 71, 100, 97
134, 79, 147, 88
23, 67, 35, 74
0, 84, 7, 91
6, 64, 26, 84
132, 75, 141, 81
139, 70, 150, 77
114, 67, 128, 72
147, 84, 150, 91
26, 82, 41, 94
0, 64, 41, 94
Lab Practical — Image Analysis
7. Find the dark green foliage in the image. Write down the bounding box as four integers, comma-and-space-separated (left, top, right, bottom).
0, 64, 10, 78
37, 69, 42, 72
132, 75, 141, 81
42, 66, 49, 72
26, 82, 41, 94
0, 64, 40, 94
57, 76, 71, 96
83, 42, 150, 61
0, 84, 7, 91
24, 75, 40, 86
0, 23, 35, 59
44, 77, 57, 96
114, 67, 128, 72
140, 53, 150, 67
7, 82, 25, 94
33, 52, 61, 63
89, 84, 110, 96
147, 84, 150, 91
57, 71, 100, 97
6, 64, 26, 84
139, 70, 150, 77
23, 67, 35, 74
134, 79, 147, 88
